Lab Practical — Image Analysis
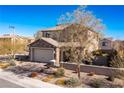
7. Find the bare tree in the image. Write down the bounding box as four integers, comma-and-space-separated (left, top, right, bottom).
58, 6, 104, 79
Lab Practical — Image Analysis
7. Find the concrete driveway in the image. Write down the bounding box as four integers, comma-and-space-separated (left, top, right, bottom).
0, 78, 23, 88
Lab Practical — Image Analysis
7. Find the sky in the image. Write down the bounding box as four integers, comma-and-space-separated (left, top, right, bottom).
0, 5, 124, 40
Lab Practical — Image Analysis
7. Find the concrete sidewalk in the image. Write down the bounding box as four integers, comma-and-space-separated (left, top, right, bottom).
0, 78, 24, 88
0, 69, 61, 88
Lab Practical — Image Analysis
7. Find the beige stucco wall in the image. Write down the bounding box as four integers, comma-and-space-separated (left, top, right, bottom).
41, 30, 99, 52
85, 30, 99, 52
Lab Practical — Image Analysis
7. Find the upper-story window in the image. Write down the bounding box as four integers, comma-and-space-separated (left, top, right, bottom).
43, 32, 50, 38
102, 42, 108, 46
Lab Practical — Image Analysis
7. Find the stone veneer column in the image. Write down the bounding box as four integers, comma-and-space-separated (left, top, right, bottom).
55, 47, 60, 67
30, 47, 33, 61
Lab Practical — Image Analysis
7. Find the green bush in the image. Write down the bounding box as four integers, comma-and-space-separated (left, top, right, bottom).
54, 68, 65, 77
64, 77, 80, 87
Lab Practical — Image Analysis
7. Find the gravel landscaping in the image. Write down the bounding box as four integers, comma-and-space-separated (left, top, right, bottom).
2, 61, 124, 88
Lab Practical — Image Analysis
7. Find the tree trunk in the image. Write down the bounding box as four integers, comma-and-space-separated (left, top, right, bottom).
77, 63, 81, 79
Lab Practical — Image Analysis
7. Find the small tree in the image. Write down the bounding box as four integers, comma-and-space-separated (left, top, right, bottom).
58, 6, 104, 79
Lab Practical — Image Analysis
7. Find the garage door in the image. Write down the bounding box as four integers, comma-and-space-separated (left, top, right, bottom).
33, 48, 54, 62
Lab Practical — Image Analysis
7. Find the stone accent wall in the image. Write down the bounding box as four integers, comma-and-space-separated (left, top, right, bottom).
61, 62, 124, 76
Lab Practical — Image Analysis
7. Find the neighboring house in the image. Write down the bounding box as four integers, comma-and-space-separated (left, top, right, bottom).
29, 24, 100, 65
99, 38, 113, 50
99, 38, 124, 51
0, 34, 34, 54
0, 34, 34, 45
113, 40, 124, 51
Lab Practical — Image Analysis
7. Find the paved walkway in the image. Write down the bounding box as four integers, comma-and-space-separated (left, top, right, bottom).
0, 78, 24, 88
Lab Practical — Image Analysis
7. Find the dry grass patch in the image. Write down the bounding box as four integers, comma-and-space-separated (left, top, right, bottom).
42, 75, 54, 82
0, 62, 10, 69
87, 72, 95, 76
55, 79, 65, 85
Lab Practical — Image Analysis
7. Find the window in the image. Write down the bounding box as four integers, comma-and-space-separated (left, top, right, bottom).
102, 42, 108, 46
44, 32, 50, 37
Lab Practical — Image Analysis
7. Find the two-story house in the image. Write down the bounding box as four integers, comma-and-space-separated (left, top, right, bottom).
36, 24, 100, 52
29, 24, 100, 65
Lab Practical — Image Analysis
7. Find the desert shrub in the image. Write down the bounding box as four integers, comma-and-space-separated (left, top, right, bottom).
92, 49, 117, 57
108, 50, 124, 79
42, 75, 53, 82
87, 72, 95, 76
54, 68, 65, 77
29, 72, 39, 77
109, 55, 124, 68
114, 70, 124, 80
92, 50, 103, 56
9, 61, 16, 66
55, 79, 65, 85
64, 77, 80, 87
107, 76, 115, 82
89, 79, 105, 88
88, 78, 123, 88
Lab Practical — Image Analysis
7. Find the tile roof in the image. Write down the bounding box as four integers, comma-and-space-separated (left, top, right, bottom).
41, 24, 70, 32
0, 34, 34, 40
40, 24, 98, 35
29, 37, 81, 48
41, 37, 59, 47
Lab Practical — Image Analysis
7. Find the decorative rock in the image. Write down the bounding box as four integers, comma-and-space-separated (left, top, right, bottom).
43, 68, 55, 74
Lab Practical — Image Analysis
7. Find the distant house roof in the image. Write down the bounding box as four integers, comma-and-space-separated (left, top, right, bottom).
0, 34, 34, 40
101, 38, 113, 41
0, 34, 15, 38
